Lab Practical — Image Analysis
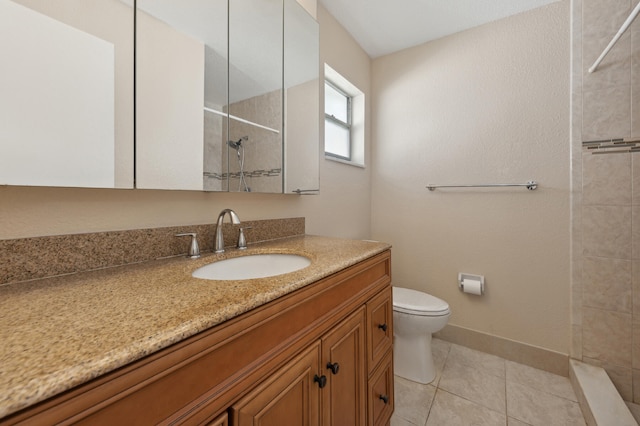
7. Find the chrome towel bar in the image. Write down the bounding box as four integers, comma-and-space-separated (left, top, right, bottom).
426, 181, 537, 191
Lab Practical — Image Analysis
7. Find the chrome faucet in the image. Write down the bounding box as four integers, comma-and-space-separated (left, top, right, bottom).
214, 209, 241, 253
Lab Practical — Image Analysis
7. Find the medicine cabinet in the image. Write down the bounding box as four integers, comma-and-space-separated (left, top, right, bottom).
1, 0, 319, 194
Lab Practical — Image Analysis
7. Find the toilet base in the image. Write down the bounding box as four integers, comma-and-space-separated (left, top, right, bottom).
393, 332, 436, 384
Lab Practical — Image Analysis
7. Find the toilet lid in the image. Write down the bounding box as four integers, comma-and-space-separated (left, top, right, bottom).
393, 287, 450, 316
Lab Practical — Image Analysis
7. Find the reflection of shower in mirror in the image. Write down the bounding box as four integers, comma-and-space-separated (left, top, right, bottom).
228, 136, 251, 192
227, 136, 246, 151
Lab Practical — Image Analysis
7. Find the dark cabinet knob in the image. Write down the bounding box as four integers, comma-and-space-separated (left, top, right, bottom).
326, 362, 340, 375
378, 323, 388, 332
314, 374, 327, 388
379, 394, 389, 404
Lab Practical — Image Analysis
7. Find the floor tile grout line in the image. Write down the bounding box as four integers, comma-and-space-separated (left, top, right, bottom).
433, 387, 508, 419
423, 384, 435, 426
423, 344, 451, 425
504, 360, 509, 423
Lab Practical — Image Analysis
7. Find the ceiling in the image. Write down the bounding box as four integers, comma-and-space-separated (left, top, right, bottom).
319, 0, 561, 58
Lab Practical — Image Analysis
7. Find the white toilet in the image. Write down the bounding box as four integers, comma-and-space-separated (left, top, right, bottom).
392, 286, 450, 384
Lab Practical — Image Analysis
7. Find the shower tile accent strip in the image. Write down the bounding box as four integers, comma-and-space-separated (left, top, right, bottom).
0, 217, 305, 286
582, 138, 640, 154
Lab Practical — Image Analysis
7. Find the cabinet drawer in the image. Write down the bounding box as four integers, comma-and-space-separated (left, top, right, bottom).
366, 286, 393, 372
367, 350, 393, 426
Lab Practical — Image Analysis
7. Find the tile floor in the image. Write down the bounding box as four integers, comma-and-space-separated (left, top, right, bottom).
390, 339, 586, 426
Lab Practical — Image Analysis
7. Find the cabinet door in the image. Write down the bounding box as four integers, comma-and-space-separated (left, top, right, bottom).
366, 287, 393, 373
231, 342, 321, 426
321, 308, 367, 426
283, 0, 319, 194
207, 412, 228, 426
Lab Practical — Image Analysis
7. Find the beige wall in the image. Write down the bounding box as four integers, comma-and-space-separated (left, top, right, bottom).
0, 2, 372, 242
371, 1, 571, 353
571, 0, 640, 402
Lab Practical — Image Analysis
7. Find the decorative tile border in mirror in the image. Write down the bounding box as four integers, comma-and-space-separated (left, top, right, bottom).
204, 168, 282, 181
0, 217, 304, 286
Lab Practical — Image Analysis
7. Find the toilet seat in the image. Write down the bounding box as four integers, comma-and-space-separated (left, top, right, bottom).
393, 287, 450, 317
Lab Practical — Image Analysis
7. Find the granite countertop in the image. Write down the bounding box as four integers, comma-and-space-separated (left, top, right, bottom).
0, 235, 390, 419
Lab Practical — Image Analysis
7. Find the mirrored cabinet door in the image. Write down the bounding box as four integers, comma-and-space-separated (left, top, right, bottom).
136, 0, 228, 191
284, 0, 319, 195
0, 0, 134, 188
227, 0, 283, 193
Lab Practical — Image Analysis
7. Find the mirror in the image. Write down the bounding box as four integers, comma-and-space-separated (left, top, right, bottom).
136, 0, 228, 190
284, 0, 319, 194
0, 0, 134, 188
226, 0, 283, 193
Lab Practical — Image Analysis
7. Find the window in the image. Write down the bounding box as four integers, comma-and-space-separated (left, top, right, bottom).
324, 64, 365, 167
324, 81, 352, 160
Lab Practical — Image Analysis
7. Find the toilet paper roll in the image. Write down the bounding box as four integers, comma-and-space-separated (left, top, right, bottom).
462, 278, 483, 295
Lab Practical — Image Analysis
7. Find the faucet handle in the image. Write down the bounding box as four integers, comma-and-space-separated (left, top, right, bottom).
237, 227, 252, 250
175, 233, 201, 258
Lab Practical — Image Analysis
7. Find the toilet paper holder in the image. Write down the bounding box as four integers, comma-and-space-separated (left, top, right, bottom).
458, 273, 485, 295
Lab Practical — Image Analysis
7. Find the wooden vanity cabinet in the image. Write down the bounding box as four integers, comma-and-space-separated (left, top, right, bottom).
2, 251, 392, 426
232, 302, 387, 426
231, 308, 367, 426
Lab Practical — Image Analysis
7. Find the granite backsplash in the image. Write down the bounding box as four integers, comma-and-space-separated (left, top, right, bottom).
0, 217, 305, 285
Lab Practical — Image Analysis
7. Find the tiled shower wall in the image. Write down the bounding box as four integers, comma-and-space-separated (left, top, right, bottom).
204, 90, 283, 193
572, 0, 640, 402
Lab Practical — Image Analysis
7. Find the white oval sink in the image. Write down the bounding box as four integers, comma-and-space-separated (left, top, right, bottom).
192, 253, 311, 280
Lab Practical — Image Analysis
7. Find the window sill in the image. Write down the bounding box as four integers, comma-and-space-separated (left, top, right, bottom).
325, 155, 366, 169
